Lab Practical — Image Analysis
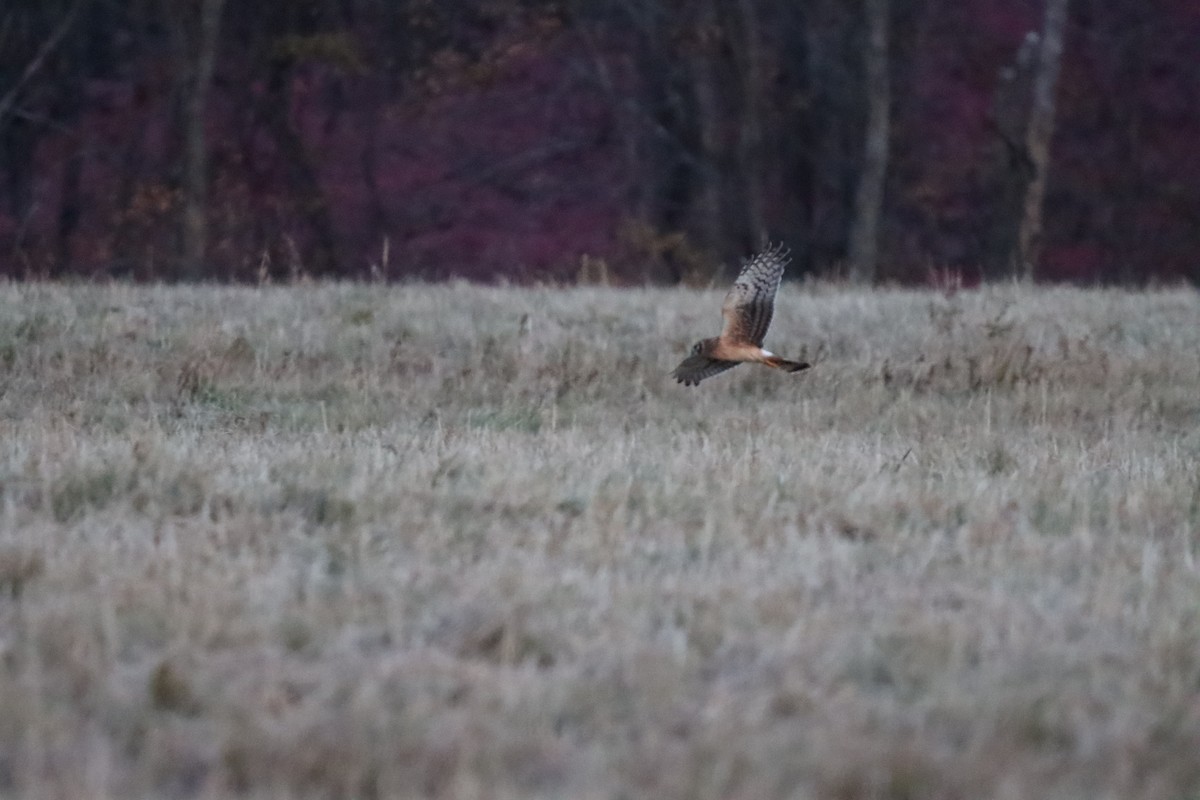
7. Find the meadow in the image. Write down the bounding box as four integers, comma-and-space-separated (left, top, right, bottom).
0, 279, 1199, 799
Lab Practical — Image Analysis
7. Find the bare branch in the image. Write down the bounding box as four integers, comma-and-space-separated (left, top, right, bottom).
0, 0, 85, 126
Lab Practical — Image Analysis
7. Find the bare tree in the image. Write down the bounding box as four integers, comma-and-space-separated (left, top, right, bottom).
848, 0, 890, 282
731, 0, 767, 249
1017, 0, 1069, 280
689, 0, 770, 270
167, 0, 226, 279
984, 31, 1038, 278
686, 0, 731, 264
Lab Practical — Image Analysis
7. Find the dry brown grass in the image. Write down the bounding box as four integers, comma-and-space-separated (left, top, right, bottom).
1, 280, 1199, 799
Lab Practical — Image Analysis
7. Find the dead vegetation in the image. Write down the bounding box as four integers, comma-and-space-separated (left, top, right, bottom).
0, 280, 1198, 798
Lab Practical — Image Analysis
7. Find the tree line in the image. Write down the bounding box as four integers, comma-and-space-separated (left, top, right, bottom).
1, 0, 1196, 283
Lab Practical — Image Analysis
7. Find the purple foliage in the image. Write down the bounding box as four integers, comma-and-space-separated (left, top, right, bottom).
1, 0, 1198, 282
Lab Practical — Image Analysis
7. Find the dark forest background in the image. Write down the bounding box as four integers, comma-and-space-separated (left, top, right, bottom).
1, 0, 1197, 284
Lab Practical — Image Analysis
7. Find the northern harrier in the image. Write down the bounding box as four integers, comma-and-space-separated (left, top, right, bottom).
672, 244, 810, 386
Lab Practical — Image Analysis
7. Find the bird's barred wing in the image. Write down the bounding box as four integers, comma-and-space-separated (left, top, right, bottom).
671, 354, 739, 386
720, 243, 790, 347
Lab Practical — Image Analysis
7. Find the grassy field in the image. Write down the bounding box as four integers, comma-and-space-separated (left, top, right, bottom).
1, 279, 1199, 799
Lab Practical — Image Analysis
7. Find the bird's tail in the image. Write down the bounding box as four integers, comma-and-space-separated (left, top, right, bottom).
763, 356, 811, 373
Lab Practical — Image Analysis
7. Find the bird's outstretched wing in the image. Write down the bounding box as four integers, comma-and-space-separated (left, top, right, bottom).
671, 354, 739, 386
719, 244, 790, 346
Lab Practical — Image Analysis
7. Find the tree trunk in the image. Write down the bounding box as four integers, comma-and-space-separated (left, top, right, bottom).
169, 0, 226, 280
256, 58, 341, 278
1017, 0, 1069, 280
848, 0, 890, 283
184, 0, 224, 279
732, 0, 766, 250
983, 32, 1038, 278
57, 149, 82, 275
693, 0, 763, 270
773, 5, 817, 275
687, 0, 724, 264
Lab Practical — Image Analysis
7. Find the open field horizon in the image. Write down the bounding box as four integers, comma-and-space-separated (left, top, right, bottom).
1, 280, 1199, 798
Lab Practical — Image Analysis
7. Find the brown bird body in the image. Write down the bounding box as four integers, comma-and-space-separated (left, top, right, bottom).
672, 244, 810, 386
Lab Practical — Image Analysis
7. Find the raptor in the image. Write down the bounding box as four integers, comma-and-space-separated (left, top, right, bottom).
672, 244, 810, 386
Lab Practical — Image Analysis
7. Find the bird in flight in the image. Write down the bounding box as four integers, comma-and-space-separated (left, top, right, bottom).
671, 244, 811, 386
